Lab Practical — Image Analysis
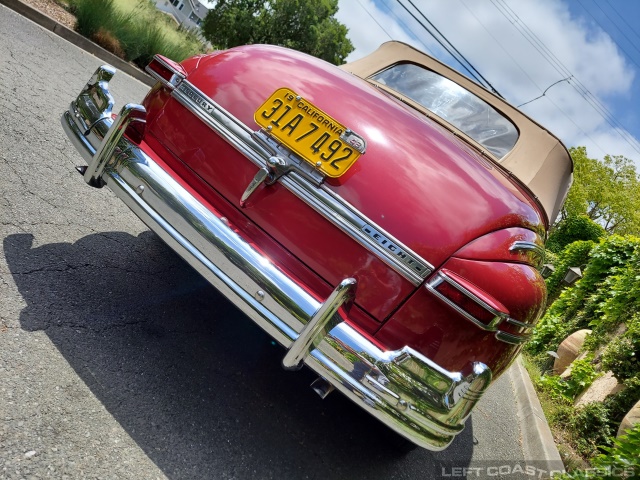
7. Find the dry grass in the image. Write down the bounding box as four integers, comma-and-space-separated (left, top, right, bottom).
91, 28, 125, 58
521, 354, 593, 472
71, 0, 205, 66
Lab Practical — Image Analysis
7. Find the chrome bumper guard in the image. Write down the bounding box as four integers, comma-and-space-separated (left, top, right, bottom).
61, 66, 492, 450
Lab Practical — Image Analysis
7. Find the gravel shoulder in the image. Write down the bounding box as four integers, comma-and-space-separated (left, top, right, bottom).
21, 0, 75, 29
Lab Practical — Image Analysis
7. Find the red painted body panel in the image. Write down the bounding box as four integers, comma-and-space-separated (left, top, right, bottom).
376, 257, 545, 377
146, 96, 417, 320
443, 257, 547, 328
140, 131, 382, 335
140, 44, 548, 370
453, 228, 542, 265
177, 45, 545, 268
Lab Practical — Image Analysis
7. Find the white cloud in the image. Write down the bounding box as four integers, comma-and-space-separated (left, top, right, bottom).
336, 0, 415, 58
336, 0, 639, 164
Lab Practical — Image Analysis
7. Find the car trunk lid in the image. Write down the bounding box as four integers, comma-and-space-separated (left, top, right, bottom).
145, 45, 544, 322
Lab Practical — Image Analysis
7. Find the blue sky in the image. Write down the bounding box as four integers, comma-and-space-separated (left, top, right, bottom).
336, 0, 640, 166
566, 0, 640, 145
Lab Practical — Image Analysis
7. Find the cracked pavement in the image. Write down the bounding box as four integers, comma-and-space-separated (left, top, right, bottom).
0, 5, 533, 479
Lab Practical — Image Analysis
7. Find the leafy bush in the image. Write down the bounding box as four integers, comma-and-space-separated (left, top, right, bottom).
547, 215, 606, 254
70, 0, 205, 66
604, 376, 640, 426
528, 236, 639, 357
601, 316, 640, 381
555, 422, 640, 479
543, 249, 559, 268
544, 240, 595, 304
528, 235, 640, 471
585, 242, 640, 349
537, 357, 599, 401
568, 402, 615, 458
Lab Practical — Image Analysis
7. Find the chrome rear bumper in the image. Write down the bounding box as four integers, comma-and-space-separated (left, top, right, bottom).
61, 66, 492, 450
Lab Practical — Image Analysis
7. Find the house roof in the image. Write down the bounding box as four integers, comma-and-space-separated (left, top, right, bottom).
187, 0, 209, 20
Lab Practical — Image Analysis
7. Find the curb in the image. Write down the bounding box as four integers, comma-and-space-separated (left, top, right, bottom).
509, 357, 565, 475
2, 0, 567, 471
0, 0, 155, 87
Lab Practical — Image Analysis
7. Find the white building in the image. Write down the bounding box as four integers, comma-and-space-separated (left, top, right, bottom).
155, 0, 209, 29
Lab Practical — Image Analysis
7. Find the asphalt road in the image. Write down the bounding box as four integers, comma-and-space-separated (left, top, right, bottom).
0, 5, 534, 479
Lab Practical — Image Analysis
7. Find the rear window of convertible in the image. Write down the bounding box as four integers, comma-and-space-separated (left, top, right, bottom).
370, 63, 519, 158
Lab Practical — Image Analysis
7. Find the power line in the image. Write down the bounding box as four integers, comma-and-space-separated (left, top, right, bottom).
400, 0, 502, 96
457, 0, 612, 157
605, 0, 640, 43
490, 0, 640, 155
354, 0, 438, 57
373, 0, 438, 57
493, 0, 640, 153
354, 0, 394, 41
395, 0, 484, 85
577, 0, 640, 70
517, 77, 572, 108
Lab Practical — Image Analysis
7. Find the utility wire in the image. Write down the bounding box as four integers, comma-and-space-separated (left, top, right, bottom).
375, 0, 437, 57
403, 0, 502, 96
605, 0, 640, 43
490, 0, 640, 155
458, 0, 611, 156
396, 0, 502, 96
578, 0, 640, 70
354, 0, 438, 57
493, 0, 640, 153
517, 77, 572, 107
354, 0, 394, 41
395, 0, 483, 85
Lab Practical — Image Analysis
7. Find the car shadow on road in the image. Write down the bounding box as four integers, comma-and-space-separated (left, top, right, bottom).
4, 231, 474, 479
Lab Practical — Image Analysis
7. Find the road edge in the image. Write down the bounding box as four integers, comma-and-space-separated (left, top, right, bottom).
509, 356, 565, 475
0, 0, 155, 87
2, 0, 566, 472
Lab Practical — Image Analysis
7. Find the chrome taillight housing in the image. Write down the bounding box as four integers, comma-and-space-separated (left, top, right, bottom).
426, 269, 535, 345
425, 228, 547, 345
145, 55, 186, 90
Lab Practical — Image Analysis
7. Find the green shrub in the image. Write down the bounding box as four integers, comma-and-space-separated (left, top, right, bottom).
543, 249, 559, 268
71, 0, 113, 38
529, 236, 639, 357
537, 357, 599, 401
71, 0, 205, 66
545, 240, 595, 304
601, 316, 640, 381
604, 376, 640, 425
555, 423, 640, 479
528, 235, 640, 471
547, 215, 606, 254
569, 402, 615, 458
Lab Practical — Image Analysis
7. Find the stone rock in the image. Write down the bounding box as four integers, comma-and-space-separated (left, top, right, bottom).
618, 399, 640, 438
575, 371, 624, 407
553, 329, 592, 375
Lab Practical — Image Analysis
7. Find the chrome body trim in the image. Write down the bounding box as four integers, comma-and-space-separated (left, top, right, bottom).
426, 272, 531, 345
61, 65, 493, 451
282, 278, 357, 370
144, 56, 185, 90
171, 80, 433, 285
510, 240, 545, 268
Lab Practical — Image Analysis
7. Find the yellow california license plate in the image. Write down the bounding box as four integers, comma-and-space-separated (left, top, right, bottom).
255, 88, 364, 178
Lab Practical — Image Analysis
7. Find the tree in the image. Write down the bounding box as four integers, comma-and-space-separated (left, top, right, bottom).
559, 147, 640, 235
546, 214, 605, 253
201, 0, 354, 65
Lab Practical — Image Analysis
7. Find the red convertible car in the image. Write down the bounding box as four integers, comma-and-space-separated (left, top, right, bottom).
62, 41, 572, 450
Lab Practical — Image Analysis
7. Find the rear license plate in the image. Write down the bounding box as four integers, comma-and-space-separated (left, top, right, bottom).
255, 88, 363, 178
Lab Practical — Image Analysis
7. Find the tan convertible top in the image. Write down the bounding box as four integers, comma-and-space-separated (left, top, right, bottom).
340, 41, 573, 224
